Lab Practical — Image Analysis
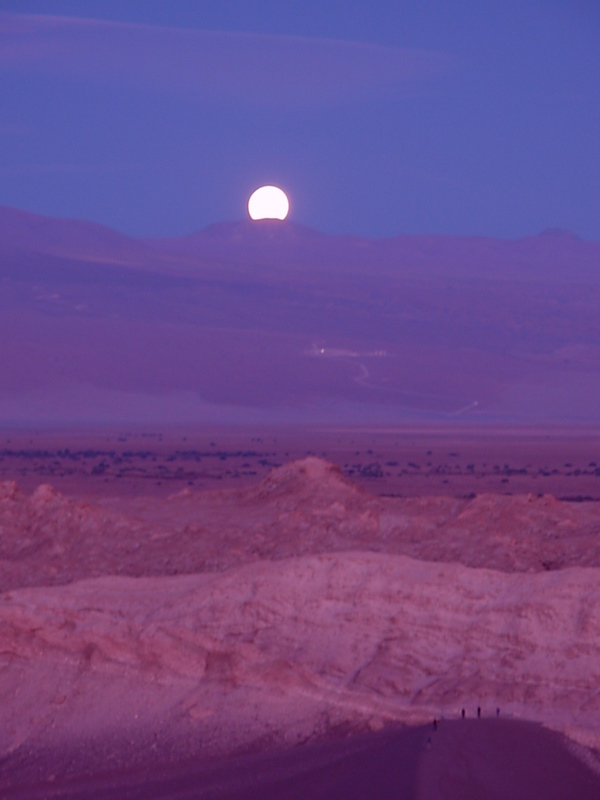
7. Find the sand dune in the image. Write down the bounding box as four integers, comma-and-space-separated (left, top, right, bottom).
2, 721, 599, 799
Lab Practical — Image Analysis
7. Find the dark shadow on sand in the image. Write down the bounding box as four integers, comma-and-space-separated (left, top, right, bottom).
2, 719, 599, 799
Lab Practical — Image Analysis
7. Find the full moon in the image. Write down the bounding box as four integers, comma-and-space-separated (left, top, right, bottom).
248, 186, 289, 221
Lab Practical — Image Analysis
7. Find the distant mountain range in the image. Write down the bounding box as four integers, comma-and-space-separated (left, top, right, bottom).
1, 204, 599, 426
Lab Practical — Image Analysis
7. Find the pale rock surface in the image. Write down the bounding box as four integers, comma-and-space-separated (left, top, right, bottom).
1, 552, 599, 760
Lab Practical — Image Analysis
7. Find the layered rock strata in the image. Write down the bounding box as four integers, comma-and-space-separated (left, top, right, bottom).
1, 458, 599, 765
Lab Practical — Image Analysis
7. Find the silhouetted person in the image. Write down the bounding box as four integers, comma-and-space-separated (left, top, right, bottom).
477, 706, 481, 718
433, 718, 438, 731
461, 708, 465, 719
496, 707, 500, 717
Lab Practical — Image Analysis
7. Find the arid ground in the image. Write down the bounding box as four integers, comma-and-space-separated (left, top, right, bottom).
1, 425, 600, 798
2, 425, 600, 500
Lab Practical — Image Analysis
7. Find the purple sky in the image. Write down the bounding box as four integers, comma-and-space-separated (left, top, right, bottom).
0, 0, 599, 239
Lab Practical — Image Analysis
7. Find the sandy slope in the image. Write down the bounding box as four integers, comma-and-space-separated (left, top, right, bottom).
1, 549, 599, 761
3, 721, 599, 799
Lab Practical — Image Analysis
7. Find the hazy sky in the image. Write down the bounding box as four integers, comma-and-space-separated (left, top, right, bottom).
0, 1, 598, 239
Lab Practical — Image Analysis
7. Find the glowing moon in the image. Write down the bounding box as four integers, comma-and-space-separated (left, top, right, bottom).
248, 185, 289, 221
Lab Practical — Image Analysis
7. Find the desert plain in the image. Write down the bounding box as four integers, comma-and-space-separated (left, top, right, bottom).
1, 424, 600, 798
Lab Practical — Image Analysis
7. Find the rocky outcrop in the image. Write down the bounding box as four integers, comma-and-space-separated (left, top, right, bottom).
1, 460, 600, 766
1, 551, 599, 759
2, 461, 600, 593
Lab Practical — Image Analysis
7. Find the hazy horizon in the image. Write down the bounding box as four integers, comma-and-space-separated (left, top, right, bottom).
1, 202, 599, 428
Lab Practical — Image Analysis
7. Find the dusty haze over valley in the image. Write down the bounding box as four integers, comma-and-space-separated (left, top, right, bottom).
2, 204, 600, 426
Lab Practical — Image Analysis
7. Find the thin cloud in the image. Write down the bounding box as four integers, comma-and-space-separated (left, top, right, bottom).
0, 12, 451, 106
0, 161, 134, 176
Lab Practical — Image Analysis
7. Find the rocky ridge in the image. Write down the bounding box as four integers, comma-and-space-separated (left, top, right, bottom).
1, 458, 599, 765
1, 553, 599, 760
1, 459, 600, 593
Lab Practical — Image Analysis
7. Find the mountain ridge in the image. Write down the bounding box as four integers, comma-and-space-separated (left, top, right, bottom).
2, 204, 599, 277
1, 203, 600, 424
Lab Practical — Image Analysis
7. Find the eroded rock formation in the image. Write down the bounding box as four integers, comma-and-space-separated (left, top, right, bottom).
1, 458, 599, 764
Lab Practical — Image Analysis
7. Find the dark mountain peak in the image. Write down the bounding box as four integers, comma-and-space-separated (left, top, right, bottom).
146, 218, 344, 263
201, 219, 327, 240
0, 203, 149, 264
154, 219, 332, 251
